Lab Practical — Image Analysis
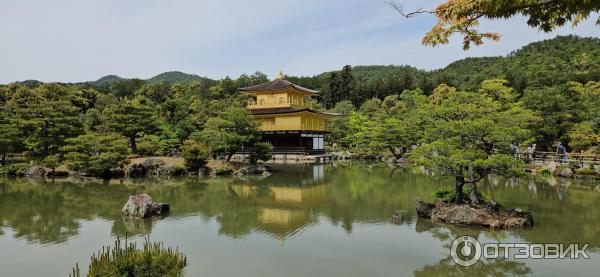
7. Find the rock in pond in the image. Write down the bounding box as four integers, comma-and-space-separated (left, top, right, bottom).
122, 194, 170, 218
24, 165, 46, 177
234, 164, 271, 176
416, 199, 533, 229
554, 167, 574, 178
391, 210, 404, 223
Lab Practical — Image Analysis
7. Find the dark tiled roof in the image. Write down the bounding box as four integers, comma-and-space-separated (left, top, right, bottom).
249, 107, 339, 116
249, 107, 308, 115
239, 79, 319, 94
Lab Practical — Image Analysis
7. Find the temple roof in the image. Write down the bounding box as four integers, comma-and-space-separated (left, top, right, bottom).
249, 107, 339, 117
239, 79, 319, 95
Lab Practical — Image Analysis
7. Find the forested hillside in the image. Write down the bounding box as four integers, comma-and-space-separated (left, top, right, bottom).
5, 35, 597, 107
433, 35, 600, 91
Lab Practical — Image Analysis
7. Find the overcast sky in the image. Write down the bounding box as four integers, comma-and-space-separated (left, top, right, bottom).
0, 0, 598, 83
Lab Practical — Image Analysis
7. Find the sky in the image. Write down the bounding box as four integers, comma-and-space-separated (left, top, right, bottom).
0, 0, 598, 83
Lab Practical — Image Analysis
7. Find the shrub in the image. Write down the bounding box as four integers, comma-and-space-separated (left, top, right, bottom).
567, 161, 581, 171
170, 164, 188, 176
71, 237, 187, 277
575, 168, 597, 176
43, 155, 61, 174
62, 133, 129, 177
433, 186, 488, 203
182, 140, 209, 171
0, 163, 31, 176
137, 135, 160, 156
158, 138, 181, 156
248, 142, 273, 164
214, 163, 234, 175
538, 168, 552, 176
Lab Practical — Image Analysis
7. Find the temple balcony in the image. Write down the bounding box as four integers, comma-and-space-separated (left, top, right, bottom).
247, 98, 306, 109
258, 122, 330, 132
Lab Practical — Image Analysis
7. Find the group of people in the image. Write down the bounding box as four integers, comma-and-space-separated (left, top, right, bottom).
510, 142, 569, 163
510, 143, 537, 161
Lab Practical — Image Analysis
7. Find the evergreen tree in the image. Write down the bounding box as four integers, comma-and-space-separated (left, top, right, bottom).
105, 96, 159, 153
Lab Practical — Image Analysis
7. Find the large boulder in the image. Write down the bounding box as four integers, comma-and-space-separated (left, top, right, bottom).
416, 198, 435, 218
234, 163, 271, 176
554, 167, 573, 178
542, 161, 558, 173
122, 194, 170, 218
24, 165, 46, 177
416, 200, 533, 229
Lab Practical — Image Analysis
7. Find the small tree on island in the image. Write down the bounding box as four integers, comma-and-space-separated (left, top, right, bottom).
409, 84, 539, 204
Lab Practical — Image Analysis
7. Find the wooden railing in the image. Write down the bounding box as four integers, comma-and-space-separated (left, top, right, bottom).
530, 151, 600, 165
259, 123, 327, 132
247, 99, 305, 109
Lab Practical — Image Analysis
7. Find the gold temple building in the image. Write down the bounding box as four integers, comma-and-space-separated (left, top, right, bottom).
239, 73, 338, 154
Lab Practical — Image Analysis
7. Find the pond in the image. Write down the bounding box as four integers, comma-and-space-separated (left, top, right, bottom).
0, 163, 598, 276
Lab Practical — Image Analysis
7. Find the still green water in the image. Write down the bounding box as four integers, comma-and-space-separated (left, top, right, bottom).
0, 163, 598, 276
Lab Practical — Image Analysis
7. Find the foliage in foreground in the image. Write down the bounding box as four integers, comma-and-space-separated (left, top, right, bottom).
71, 237, 187, 277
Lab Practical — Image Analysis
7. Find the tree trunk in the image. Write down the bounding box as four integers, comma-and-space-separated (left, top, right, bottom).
455, 175, 465, 204
0, 153, 5, 166
129, 136, 137, 154
469, 183, 481, 205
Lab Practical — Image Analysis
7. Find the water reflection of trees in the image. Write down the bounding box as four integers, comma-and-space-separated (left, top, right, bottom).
414, 220, 532, 276
1, 163, 599, 247
480, 175, 600, 248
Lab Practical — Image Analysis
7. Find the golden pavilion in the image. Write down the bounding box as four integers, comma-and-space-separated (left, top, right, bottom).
239, 73, 338, 154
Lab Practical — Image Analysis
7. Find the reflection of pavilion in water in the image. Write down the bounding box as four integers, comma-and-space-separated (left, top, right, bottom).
231, 165, 331, 240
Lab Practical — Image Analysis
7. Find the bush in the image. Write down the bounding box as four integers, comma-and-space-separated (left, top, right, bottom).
214, 163, 234, 175
182, 140, 209, 171
158, 138, 181, 156
249, 142, 273, 164
575, 168, 597, 176
170, 164, 188, 176
62, 133, 129, 177
43, 155, 61, 173
71, 237, 187, 277
0, 163, 31, 176
567, 161, 581, 171
433, 186, 488, 203
538, 168, 552, 176
137, 135, 160, 156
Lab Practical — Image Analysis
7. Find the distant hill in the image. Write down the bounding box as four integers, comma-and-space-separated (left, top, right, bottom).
90, 75, 127, 86
146, 71, 212, 84
89, 71, 214, 86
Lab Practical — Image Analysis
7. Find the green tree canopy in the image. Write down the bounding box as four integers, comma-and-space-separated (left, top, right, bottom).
410, 88, 539, 204
105, 96, 159, 153
62, 133, 129, 177
393, 0, 600, 50
197, 107, 260, 161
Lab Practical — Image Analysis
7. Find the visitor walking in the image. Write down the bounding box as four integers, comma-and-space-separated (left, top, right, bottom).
556, 142, 568, 163
526, 145, 534, 162
510, 143, 520, 159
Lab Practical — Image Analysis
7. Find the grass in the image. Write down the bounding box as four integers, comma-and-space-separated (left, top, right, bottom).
71, 236, 187, 277
537, 168, 552, 176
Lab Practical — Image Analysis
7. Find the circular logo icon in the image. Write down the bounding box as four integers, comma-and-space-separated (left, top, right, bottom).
450, 236, 482, 267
